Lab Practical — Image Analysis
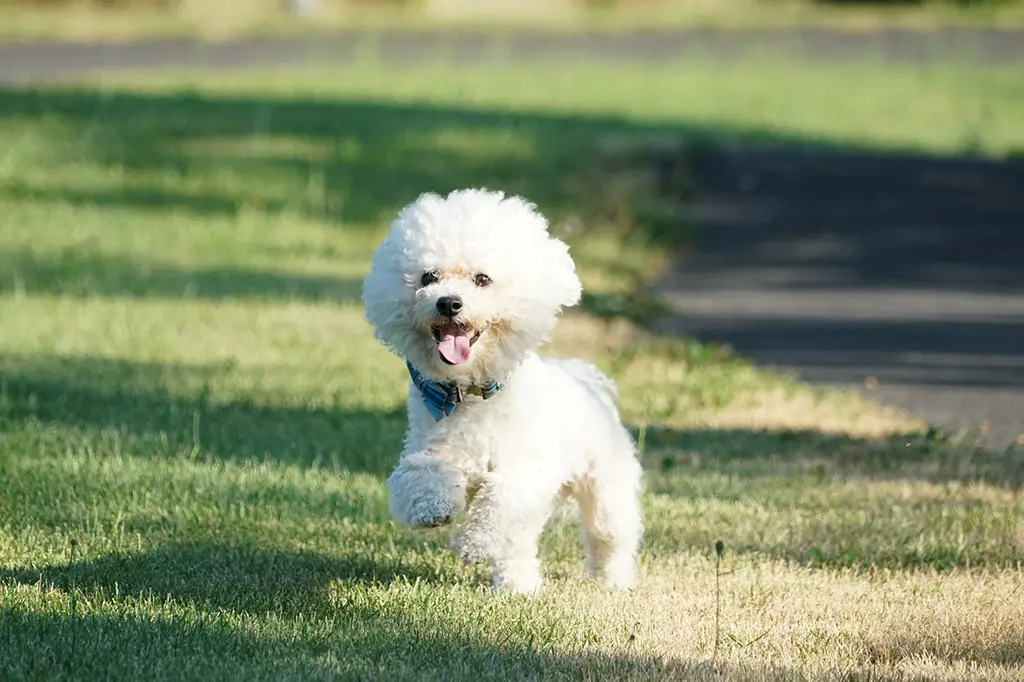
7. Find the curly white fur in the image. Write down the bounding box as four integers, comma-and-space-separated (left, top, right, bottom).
363, 188, 644, 594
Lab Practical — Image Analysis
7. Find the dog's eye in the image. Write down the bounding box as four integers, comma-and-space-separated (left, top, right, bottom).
421, 270, 440, 287
474, 274, 492, 288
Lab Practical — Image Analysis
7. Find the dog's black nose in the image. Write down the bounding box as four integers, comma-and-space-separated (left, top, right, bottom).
436, 296, 463, 317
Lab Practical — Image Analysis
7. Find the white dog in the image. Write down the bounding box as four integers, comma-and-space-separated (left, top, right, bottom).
362, 188, 644, 594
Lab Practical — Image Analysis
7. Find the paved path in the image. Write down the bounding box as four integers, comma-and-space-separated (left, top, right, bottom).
654, 148, 1024, 447
2, 26, 1024, 83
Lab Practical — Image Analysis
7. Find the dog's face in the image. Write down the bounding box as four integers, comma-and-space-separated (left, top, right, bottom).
363, 189, 582, 383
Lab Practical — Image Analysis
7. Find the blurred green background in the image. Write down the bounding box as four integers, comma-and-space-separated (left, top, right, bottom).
2, 0, 1024, 42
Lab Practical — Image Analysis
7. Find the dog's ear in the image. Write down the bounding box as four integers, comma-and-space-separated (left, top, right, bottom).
542, 235, 583, 309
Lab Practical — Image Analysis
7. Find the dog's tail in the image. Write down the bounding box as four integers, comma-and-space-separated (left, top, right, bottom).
543, 357, 621, 419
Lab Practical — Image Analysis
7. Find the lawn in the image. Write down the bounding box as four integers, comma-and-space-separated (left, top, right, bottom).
1, 61, 1023, 681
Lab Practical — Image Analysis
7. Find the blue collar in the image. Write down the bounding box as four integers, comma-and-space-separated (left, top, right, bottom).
406, 361, 503, 421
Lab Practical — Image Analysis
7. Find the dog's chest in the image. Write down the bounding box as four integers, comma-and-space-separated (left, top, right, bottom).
422, 403, 508, 475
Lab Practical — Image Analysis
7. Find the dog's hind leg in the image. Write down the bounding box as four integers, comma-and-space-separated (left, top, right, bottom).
575, 451, 643, 589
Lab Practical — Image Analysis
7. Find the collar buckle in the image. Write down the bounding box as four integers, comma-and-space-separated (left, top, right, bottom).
406, 361, 503, 421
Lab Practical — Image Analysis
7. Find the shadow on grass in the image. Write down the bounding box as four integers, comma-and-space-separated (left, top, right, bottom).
0, 247, 363, 303
0, 541, 449, 619
0, 87, 652, 227
0, 180, 248, 217
1, 599, 1018, 680
0, 607, 708, 681
1, 354, 405, 476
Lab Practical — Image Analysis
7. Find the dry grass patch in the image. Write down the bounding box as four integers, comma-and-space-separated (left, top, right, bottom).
525, 558, 1024, 681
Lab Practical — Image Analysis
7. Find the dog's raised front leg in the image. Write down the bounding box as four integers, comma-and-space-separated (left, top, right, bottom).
386, 451, 466, 529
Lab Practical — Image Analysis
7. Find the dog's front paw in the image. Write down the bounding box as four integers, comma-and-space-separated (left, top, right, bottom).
450, 531, 490, 565
393, 488, 458, 529
387, 456, 466, 530
408, 505, 453, 529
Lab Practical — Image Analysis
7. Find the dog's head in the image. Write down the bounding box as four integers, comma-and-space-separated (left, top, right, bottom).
363, 189, 582, 383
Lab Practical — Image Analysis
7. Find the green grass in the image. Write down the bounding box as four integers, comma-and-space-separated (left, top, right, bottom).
2, 61, 1024, 681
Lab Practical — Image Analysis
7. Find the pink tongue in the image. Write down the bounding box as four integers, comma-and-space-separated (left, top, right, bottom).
437, 322, 471, 365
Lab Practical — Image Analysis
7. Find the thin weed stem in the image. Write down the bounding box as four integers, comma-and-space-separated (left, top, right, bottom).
712, 539, 724, 666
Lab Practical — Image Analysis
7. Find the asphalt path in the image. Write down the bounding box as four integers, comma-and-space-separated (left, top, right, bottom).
654, 148, 1024, 448
1, 26, 1024, 83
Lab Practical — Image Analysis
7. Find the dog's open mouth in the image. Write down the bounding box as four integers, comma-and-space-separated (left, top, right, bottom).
432, 321, 483, 366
